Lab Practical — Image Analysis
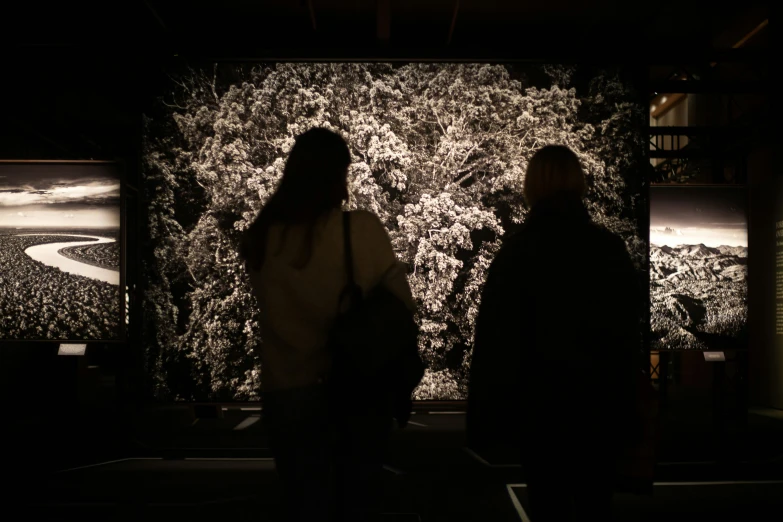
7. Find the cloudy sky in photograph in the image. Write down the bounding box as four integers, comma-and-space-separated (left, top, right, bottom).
0, 163, 120, 228
650, 186, 747, 248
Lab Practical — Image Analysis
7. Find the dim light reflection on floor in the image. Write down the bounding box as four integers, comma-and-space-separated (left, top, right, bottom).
506, 481, 783, 522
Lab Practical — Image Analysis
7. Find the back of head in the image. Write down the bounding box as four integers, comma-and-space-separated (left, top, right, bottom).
523, 145, 586, 208
240, 127, 351, 270
277, 127, 352, 211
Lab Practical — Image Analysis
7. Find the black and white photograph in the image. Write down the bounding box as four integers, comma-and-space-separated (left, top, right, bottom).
650, 185, 748, 350
0, 163, 121, 340
142, 62, 647, 401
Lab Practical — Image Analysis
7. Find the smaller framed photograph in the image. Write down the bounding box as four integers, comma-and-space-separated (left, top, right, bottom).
0, 161, 123, 342
649, 184, 748, 351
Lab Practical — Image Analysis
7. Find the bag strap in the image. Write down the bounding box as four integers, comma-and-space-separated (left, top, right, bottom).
338, 212, 362, 310
342, 211, 356, 287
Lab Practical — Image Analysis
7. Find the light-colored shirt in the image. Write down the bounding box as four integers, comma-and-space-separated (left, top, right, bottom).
247, 209, 414, 392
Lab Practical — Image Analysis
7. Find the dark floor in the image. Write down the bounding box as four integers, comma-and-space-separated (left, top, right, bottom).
510, 482, 783, 522
3, 405, 782, 521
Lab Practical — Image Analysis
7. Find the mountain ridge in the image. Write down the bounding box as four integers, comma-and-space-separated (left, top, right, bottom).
650, 243, 747, 283
651, 240, 748, 350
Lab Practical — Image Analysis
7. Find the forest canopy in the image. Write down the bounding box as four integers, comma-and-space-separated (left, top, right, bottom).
142, 62, 647, 401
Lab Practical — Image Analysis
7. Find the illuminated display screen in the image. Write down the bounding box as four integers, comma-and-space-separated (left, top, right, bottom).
142, 62, 646, 401
0, 162, 122, 341
650, 185, 748, 351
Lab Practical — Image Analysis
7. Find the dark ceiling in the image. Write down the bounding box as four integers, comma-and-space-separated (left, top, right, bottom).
4, 2, 771, 59
1, 2, 771, 161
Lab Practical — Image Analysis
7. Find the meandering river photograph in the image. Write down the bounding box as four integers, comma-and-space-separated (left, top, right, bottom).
22, 234, 119, 285
0, 162, 122, 340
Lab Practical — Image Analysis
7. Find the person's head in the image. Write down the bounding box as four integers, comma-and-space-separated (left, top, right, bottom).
240, 127, 351, 270
523, 145, 587, 208
275, 127, 352, 210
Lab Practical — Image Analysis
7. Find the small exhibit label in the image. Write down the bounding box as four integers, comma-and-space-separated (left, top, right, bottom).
703, 351, 726, 362
58, 343, 87, 356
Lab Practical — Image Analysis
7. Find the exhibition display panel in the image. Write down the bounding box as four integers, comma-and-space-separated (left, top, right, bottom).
141, 62, 647, 402
650, 185, 748, 351
0, 161, 123, 341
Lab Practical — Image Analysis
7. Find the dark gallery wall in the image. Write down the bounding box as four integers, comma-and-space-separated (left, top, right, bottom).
748, 145, 780, 409
0, 41, 154, 471
746, 13, 778, 410
0, 0, 181, 414
1, 50, 149, 162
777, 173, 783, 408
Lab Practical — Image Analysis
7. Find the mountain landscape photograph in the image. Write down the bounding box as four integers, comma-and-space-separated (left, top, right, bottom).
0, 162, 121, 340
650, 185, 748, 350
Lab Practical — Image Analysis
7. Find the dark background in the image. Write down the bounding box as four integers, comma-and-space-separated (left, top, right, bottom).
0, 0, 776, 492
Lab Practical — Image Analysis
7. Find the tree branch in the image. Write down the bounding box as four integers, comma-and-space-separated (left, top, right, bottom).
211, 63, 220, 104
430, 106, 447, 135
161, 100, 188, 110
517, 129, 530, 148
457, 142, 482, 170
185, 263, 200, 284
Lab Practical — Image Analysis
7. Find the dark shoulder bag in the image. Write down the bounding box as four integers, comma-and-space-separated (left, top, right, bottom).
328, 212, 426, 428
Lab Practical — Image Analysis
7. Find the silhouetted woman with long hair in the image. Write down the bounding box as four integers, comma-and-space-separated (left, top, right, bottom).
467, 145, 642, 521
240, 127, 414, 522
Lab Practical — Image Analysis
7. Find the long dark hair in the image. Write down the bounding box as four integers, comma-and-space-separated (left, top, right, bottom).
240, 127, 351, 271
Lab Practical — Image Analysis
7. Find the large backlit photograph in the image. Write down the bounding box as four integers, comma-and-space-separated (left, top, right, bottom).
0, 162, 121, 340
142, 62, 647, 401
650, 185, 748, 350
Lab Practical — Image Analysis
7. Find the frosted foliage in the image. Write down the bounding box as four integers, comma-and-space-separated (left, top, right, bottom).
142, 63, 646, 401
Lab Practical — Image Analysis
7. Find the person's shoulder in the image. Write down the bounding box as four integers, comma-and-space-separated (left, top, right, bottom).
500, 223, 533, 253
348, 209, 386, 232
347, 210, 392, 245
349, 209, 381, 223
587, 222, 631, 258
489, 228, 529, 270
588, 222, 624, 245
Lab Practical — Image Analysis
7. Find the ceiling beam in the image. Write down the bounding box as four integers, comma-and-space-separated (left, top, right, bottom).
649, 149, 711, 159
647, 126, 748, 136
649, 80, 767, 94
711, 6, 769, 48
650, 92, 686, 119
708, 18, 768, 66
732, 18, 768, 48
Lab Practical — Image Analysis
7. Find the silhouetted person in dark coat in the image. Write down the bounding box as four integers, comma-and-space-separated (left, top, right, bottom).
467, 145, 641, 521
